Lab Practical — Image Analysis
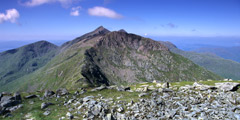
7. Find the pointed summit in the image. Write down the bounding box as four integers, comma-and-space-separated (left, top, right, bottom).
61, 26, 110, 49
92, 26, 110, 35
118, 29, 127, 33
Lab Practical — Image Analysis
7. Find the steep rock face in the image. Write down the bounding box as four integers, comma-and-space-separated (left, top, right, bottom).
82, 32, 221, 85
0, 41, 58, 87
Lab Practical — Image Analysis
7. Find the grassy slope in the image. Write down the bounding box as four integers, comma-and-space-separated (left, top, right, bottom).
193, 46, 240, 63
161, 41, 240, 80
0, 41, 58, 91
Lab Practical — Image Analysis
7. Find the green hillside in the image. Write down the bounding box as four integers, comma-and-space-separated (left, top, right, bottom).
0, 41, 58, 89
160, 41, 240, 80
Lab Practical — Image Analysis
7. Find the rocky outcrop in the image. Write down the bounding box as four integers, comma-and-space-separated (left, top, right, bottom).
0, 92, 22, 116
56, 88, 69, 96
44, 90, 55, 98
215, 82, 240, 91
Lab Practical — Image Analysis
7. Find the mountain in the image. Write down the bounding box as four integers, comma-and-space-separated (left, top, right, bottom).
193, 46, 240, 63
0, 27, 221, 92
160, 41, 240, 80
0, 41, 58, 88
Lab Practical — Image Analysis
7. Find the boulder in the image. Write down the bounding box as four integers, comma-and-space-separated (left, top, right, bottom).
0, 93, 2, 101
193, 82, 217, 91
66, 112, 74, 119
156, 83, 162, 87
13, 92, 22, 101
0, 107, 9, 115
8, 104, 23, 112
162, 82, 170, 88
215, 82, 240, 91
56, 88, 69, 96
124, 87, 131, 91
116, 86, 125, 91
1, 99, 20, 108
139, 93, 148, 97
105, 113, 113, 120
143, 87, 148, 92
41, 102, 54, 109
24, 95, 37, 99
162, 88, 173, 92
43, 111, 51, 116
0, 96, 21, 108
91, 85, 107, 91
44, 90, 55, 97
117, 107, 124, 112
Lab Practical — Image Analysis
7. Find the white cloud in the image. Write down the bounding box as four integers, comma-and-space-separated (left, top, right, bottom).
88, 6, 122, 19
70, 6, 81, 16
23, 0, 73, 7
0, 9, 20, 24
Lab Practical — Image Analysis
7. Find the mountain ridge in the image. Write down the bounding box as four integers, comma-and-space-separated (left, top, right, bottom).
0, 27, 222, 92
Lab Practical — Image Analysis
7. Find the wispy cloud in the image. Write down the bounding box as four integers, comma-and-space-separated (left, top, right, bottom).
88, 6, 122, 19
167, 23, 178, 28
70, 6, 81, 16
161, 23, 178, 28
22, 0, 75, 7
192, 29, 197, 32
0, 9, 20, 24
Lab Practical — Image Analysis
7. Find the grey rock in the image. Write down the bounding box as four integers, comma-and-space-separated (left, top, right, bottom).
91, 85, 107, 91
56, 88, 69, 96
8, 104, 23, 112
0, 96, 14, 103
215, 82, 240, 91
43, 111, 51, 116
66, 112, 74, 119
0, 93, 2, 101
116, 86, 125, 91
117, 107, 124, 112
105, 113, 113, 120
13, 92, 21, 101
162, 88, 173, 92
83, 96, 94, 102
44, 90, 55, 97
24, 95, 37, 99
41, 102, 54, 109
138, 93, 148, 97
1, 97, 20, 108
234, 113, 240, 120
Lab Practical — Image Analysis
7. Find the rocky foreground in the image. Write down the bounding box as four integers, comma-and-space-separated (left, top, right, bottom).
1, 80, 240, 120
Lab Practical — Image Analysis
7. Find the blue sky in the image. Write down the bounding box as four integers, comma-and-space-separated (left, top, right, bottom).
0, 0, 240, 41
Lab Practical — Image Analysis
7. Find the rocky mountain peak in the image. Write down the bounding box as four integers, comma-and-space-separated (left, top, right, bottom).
118, 29, 127, 33
97, 31, 169, 52
92, 26, 110, 35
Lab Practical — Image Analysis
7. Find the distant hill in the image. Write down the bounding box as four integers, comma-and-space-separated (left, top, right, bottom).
160, 41, 240, 80
0, 27, 221, 92
0, 41, 58, 88
193, 46, 240, 63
